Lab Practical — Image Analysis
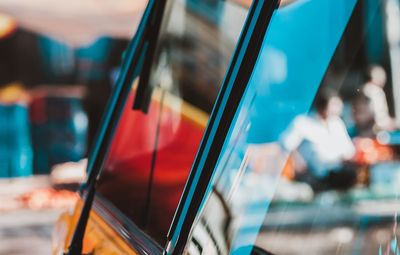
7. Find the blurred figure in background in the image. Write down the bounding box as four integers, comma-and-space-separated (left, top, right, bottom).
351, 93, 376, 137
280, 92, 357, 191
363, 65, 395, 131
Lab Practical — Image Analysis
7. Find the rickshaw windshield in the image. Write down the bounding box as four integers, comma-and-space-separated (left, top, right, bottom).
95, 0, 252, 245
185, 0, 400, 254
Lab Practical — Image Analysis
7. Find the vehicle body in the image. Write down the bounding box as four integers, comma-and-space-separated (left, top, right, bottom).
53, 0, 400, 254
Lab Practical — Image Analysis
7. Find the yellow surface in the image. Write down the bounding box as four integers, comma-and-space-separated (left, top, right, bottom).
145, 86, 210, 128
0, 83, 30, 104
53, 200, 138, 255
160, 89, 209, 128
130, 80, 209, 128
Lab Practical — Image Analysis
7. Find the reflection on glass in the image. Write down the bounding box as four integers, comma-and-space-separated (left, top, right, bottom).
185, 0, 400, 254
95, 0, 250, 245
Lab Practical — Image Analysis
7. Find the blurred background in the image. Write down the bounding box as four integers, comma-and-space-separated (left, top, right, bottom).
2, 0, 400, 254
0, 1, 146, 254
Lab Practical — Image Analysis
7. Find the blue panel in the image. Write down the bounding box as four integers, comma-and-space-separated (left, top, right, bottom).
248, 0, 357, 143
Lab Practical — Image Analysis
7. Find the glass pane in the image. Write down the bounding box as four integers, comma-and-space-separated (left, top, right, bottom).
96, 0, 251, 245
185, 0, 400, 254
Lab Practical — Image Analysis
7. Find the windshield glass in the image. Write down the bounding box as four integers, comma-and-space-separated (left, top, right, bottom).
185, 0, 400, 254
95, 0, 251, 245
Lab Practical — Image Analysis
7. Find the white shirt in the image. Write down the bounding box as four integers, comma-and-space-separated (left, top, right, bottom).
280, 114, 355, 178
363, 82, 391, 129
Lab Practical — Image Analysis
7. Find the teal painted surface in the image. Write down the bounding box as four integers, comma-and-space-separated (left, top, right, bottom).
0, 104, 32, 178
30, 96, 87, 174
38, 36, 113, 82
365, 0, 385, 64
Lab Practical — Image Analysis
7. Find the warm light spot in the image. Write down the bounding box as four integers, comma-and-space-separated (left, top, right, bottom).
0, 13, 16, 38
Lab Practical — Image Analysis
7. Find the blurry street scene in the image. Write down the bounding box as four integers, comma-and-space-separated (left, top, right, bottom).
0, 177, 69, 255
3, 0, 400, 255
0, 1, 146, 254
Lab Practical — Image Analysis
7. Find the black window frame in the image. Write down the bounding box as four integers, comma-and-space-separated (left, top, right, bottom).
166, 0, 280, 254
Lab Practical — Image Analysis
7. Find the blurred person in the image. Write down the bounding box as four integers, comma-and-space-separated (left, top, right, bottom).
363, 65, 395, 130
351, 92, 376, 137
280, 92, 357, 191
